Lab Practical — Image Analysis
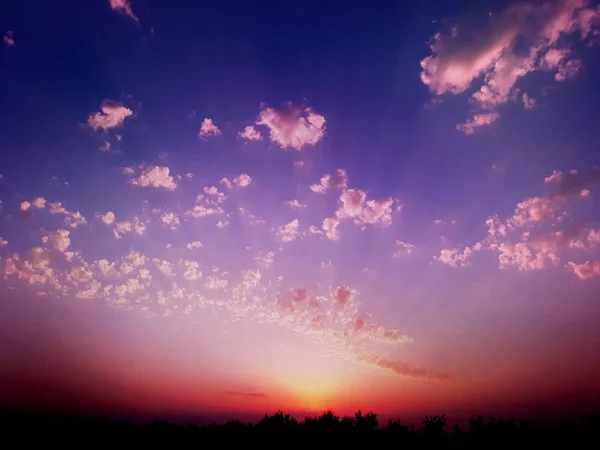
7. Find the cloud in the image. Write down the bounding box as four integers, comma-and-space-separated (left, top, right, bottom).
255, 251, 276, 268
567, 261, 600, 279
160, 212, 180, 230
101, 212, 116, 225
255, 103, 326, 150
109, 0, 139, 23
522, 93, 536, 109
0, 237, 7, 247
113, 217, 147, 238
435, 244, 482, 267
456, 113, 499, 134
309, 169, 348, 194
130, 166, 177, 190
48, 202, 87, 228
335, 189, 395, 228
186, 241, 204, 249
322, 217, 340, 241
393, 240, 416, 257
233, 173, 252, 188
285, 199, 306, 210
357, 354, 450, 381
238, 125, 261, 141
421, 0, 600, 131
275, 219, 302, 243
41, 229, 71, 253
88, 101, 133, 132
199, 118, 221, 138
3, 31, 14, 46
222, 391, 267, 398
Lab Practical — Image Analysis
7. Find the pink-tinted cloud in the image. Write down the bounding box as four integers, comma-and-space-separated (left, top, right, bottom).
233, 173, 252, 188
456, 113, 499, 134
335, 189, 395, 228
256, 103, 326, 150
522, 93, 536, 109
88, 101, 133, 132
567, 261, 600, 279
285, 199, 306, 210
275, 219, 301, 243
238, 125, 261, 141
3, 31, 14, 46
100, 211, 116, 225
199, 118, 221, 138
322, 217, 340, 241
422, 0, 600, 131
129, 166, 177, 190
435, 244, 481, 268
109, 0, 139, 23
393, 240, 416, 257
309, 169, 348, 194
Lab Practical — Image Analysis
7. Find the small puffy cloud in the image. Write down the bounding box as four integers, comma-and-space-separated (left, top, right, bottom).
567, 261, 600, 279
186, 241, 204, 249
522, 93, 536, 109
199, 118, 221, 138
48, 202, 87, 228
3, 31, 15, 46
336, 189, 394, 228
276, 219, 301, 243
205, 275, 228, 290
101, 211, 115, 225
216, 220, 229, 229
130, 166, 177, 190
256, 103, 326, 150
393, 240, 416, 257
332, 285, 357, 306
456, 113, 499, 134
238, 125, 261, 141
322, 217, 340, 241
20, 197, 46, 212
113, 217, 146, 238
0, 237, 7, 247
160, 212, 180, 230
109, 0, 139, 22
435, 244, 481, 268
181, 260, 202, 281
255, 251, 276, 267
88, 101, 133, 132
309, 169, 348, 194
153, 258, 175, 277
293, 160, 305, 168
41, 229, 71, 253
285, 199, 306, 210
232, 173, 252, 188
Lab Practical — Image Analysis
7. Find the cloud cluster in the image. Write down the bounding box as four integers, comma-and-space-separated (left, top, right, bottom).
421, 0, 600, 133
436, 169, 600, 278
199, 118, 221, 138
128, 165, 177, 190
88, 101, 133, 132
255, 103, 326, 150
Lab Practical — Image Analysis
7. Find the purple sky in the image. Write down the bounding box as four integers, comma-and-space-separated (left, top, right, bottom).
1, 0, 600, 423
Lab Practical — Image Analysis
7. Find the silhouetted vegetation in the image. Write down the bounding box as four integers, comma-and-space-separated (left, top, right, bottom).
1, 409, 599, 447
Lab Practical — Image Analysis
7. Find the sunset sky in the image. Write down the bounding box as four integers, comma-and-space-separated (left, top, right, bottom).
1, 0, 600, 424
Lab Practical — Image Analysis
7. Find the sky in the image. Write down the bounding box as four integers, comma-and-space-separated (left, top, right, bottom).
1, 0, 600, 424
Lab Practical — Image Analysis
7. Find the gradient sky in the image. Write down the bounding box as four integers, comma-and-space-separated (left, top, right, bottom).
1, 0, 600, 424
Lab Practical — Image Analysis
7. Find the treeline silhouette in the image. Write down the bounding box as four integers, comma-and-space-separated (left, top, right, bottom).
2, 409, 599, 447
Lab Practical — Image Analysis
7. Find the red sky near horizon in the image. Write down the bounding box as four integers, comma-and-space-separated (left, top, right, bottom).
1, 0, 600, 424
